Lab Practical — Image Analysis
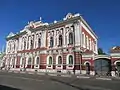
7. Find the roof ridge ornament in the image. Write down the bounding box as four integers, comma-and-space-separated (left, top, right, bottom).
7, 32, 15, 38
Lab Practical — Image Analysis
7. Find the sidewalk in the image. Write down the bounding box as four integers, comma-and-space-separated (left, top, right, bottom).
1, 69, 120, 81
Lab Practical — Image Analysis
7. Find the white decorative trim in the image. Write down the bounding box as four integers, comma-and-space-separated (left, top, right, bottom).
83, 61, 91, 66
26, 56, 33, 68
114, 60, 120, 65
81, 18, 97, 40
66, 54, 74, 69
20, 57, 25, 68
46, 55, 53, 69
56, 55, 63, 69
34, 56, 40, 69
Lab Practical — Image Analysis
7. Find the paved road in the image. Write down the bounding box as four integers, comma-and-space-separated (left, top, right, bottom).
0, 71, 120, 90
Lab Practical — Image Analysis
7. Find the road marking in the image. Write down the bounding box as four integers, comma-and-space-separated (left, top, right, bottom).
0, 75, 43, 82
77, 76, 90, 79
37, 73, 45, 75
96, 77, 112, 80
49, 74, 57, 76
61, 75, 71, 77
28, 72, 35, 74
20, 72, 26, 74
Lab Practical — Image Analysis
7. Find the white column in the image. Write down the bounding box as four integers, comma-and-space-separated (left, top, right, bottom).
96, 40, 98, 54
6, 41, 8, 54
33, 34, 36, 49
63, 27, 66, 47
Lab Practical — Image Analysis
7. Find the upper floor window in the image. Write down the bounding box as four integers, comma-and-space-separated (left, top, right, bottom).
59, 35, 63, 46
30, 39, 33, 49
13, 43, 16, 51
38, 38, 41, 47
69, 32, 73, 44
50, 37, 54, 47
24, 41, 26, 50
27, 36, 30, 49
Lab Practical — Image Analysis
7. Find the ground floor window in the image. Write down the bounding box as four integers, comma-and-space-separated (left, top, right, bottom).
57, 56, 62, 67
48, 56, 53, 67
35, 57, 39, 67
68, 55, 73, 67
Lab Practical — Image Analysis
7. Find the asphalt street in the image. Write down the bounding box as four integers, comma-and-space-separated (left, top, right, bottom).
0, 71, 120, 90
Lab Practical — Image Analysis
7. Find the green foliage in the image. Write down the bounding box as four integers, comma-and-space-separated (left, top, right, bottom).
98, 48, 106, 55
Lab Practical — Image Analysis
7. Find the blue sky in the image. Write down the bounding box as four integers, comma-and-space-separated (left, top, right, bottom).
0, 0, 120, 53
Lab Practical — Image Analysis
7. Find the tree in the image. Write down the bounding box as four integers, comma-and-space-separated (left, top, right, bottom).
98, 48, 106, 55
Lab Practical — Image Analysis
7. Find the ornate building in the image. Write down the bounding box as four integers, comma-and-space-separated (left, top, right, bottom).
5, 13, 98, 74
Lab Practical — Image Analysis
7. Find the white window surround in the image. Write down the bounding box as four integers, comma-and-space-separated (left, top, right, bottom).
89, 38, 91, 50
84, 61, 91, 66
46, 55, 53, 69
86, 36, 89, 49
26, 57, 32, 68
10, 58, 13, 68
114, 60, 120, 65
66, 54, 74, 69
34, 56, 40, 68
82, 32, 85, 48
56, 55, 63, 69
20, 57, 25, 68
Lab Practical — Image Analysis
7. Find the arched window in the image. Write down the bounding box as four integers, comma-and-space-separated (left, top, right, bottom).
50, 37, 54, 47
28, 58, 32, 65
22, 58, 24, 65
24, 41, 26, 50
59, 35, 63, 46
58, 56, 62, 65
30, 39, 33, 49
69, 55, 73, 65
13, 43, 16, 51
69, 32, 73, 44
49, 57, 52, 65
36, 57, 39, 65
12, 58, 15, 65
38, 38, 41, 47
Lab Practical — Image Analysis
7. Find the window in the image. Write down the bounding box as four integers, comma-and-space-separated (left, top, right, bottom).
12, 59, 15, 65
50, 37, 54, 47
87, 36, 89, 48
30, 39, 33, 49
28, 58, 32, 65
38, 38, 41, 47
49, 57, 52, 65
27, 36, 30, 49
82, 33, 84, 45
36, 57, 39, 65
22, 58, 24, 65
89, 39, 91, 50
69, 55, 73, 65
58, 56, 62, 65
13, 43, 15, 51
24, 41, 26, 50
59, 35, 63, 46
69, 32, 73, 44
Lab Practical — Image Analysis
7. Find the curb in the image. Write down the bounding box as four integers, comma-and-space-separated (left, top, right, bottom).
96, 77, 112, 80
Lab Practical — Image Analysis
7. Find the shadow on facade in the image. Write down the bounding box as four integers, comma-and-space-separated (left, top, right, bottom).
0, 85, 21, 90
